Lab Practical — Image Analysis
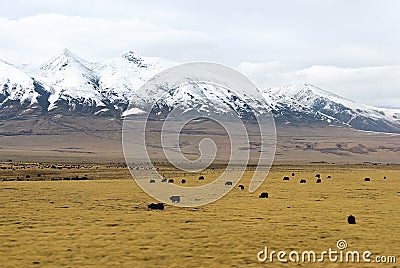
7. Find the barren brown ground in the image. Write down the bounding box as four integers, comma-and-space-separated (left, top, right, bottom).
1, 123, 400, 164
1, 163, 399, 267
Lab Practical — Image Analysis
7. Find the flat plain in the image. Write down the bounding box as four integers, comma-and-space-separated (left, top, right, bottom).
1, 162, 399, 267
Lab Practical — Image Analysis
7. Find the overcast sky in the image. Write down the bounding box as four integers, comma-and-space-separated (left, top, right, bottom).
0, 0, 399, 107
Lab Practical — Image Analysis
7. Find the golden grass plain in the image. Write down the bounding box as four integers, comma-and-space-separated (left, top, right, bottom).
1, 163, 399, 267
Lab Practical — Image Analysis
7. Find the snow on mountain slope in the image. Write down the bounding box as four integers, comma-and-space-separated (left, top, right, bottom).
379, 107, 400, 121
96, 51, 176, 109
263, 83, 400, 132
35, 49, 106, 112
0, 50, 399, 134
125, 79, 269, 121
0, 59, 38, 105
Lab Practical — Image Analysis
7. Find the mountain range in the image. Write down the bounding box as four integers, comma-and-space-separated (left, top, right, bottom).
1, 49, 399, 134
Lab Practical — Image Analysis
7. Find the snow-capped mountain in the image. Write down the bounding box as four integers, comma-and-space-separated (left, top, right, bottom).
34, 49, 110, 115
0, 59, 37, 104
0, 59, 50, 118
96, 51, 175, 114
0, 49, 399, 134
262, 84, 400, 133
124, 80, 269, 122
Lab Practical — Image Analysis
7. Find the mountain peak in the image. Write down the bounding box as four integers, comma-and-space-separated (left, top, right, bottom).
0, 58, 33, 82
121, 51, 147, 68
61, 48, 75, 57
266, 83, 353, 103
56, 48, 85, 62
40, 48, 90, 72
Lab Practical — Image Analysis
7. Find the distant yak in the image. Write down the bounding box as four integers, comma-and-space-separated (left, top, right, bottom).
348, 215, 356, 224
148, 203, 164, 210
170, 196, 181, 203
259, 192, 268, 198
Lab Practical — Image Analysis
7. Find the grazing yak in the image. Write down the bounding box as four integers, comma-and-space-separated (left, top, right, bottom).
316, 179, 322, 183
292, 172, 295, 176
168, 179, 174, 183
149, 179, 156, 183
327, 175, 331, 179
315, 174, 321, 179
238, 185, 245, 190
348, 215, 356, 224
225, 181, 233, 186
181, 179, 186, 184
300, 179, 307, 183
364, 178, 371, 182
283, 176, 290, 181
259, 192, 268, 198
148, 203, 164, 210
199, 176, 205, 180
170, 196, 181, 203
